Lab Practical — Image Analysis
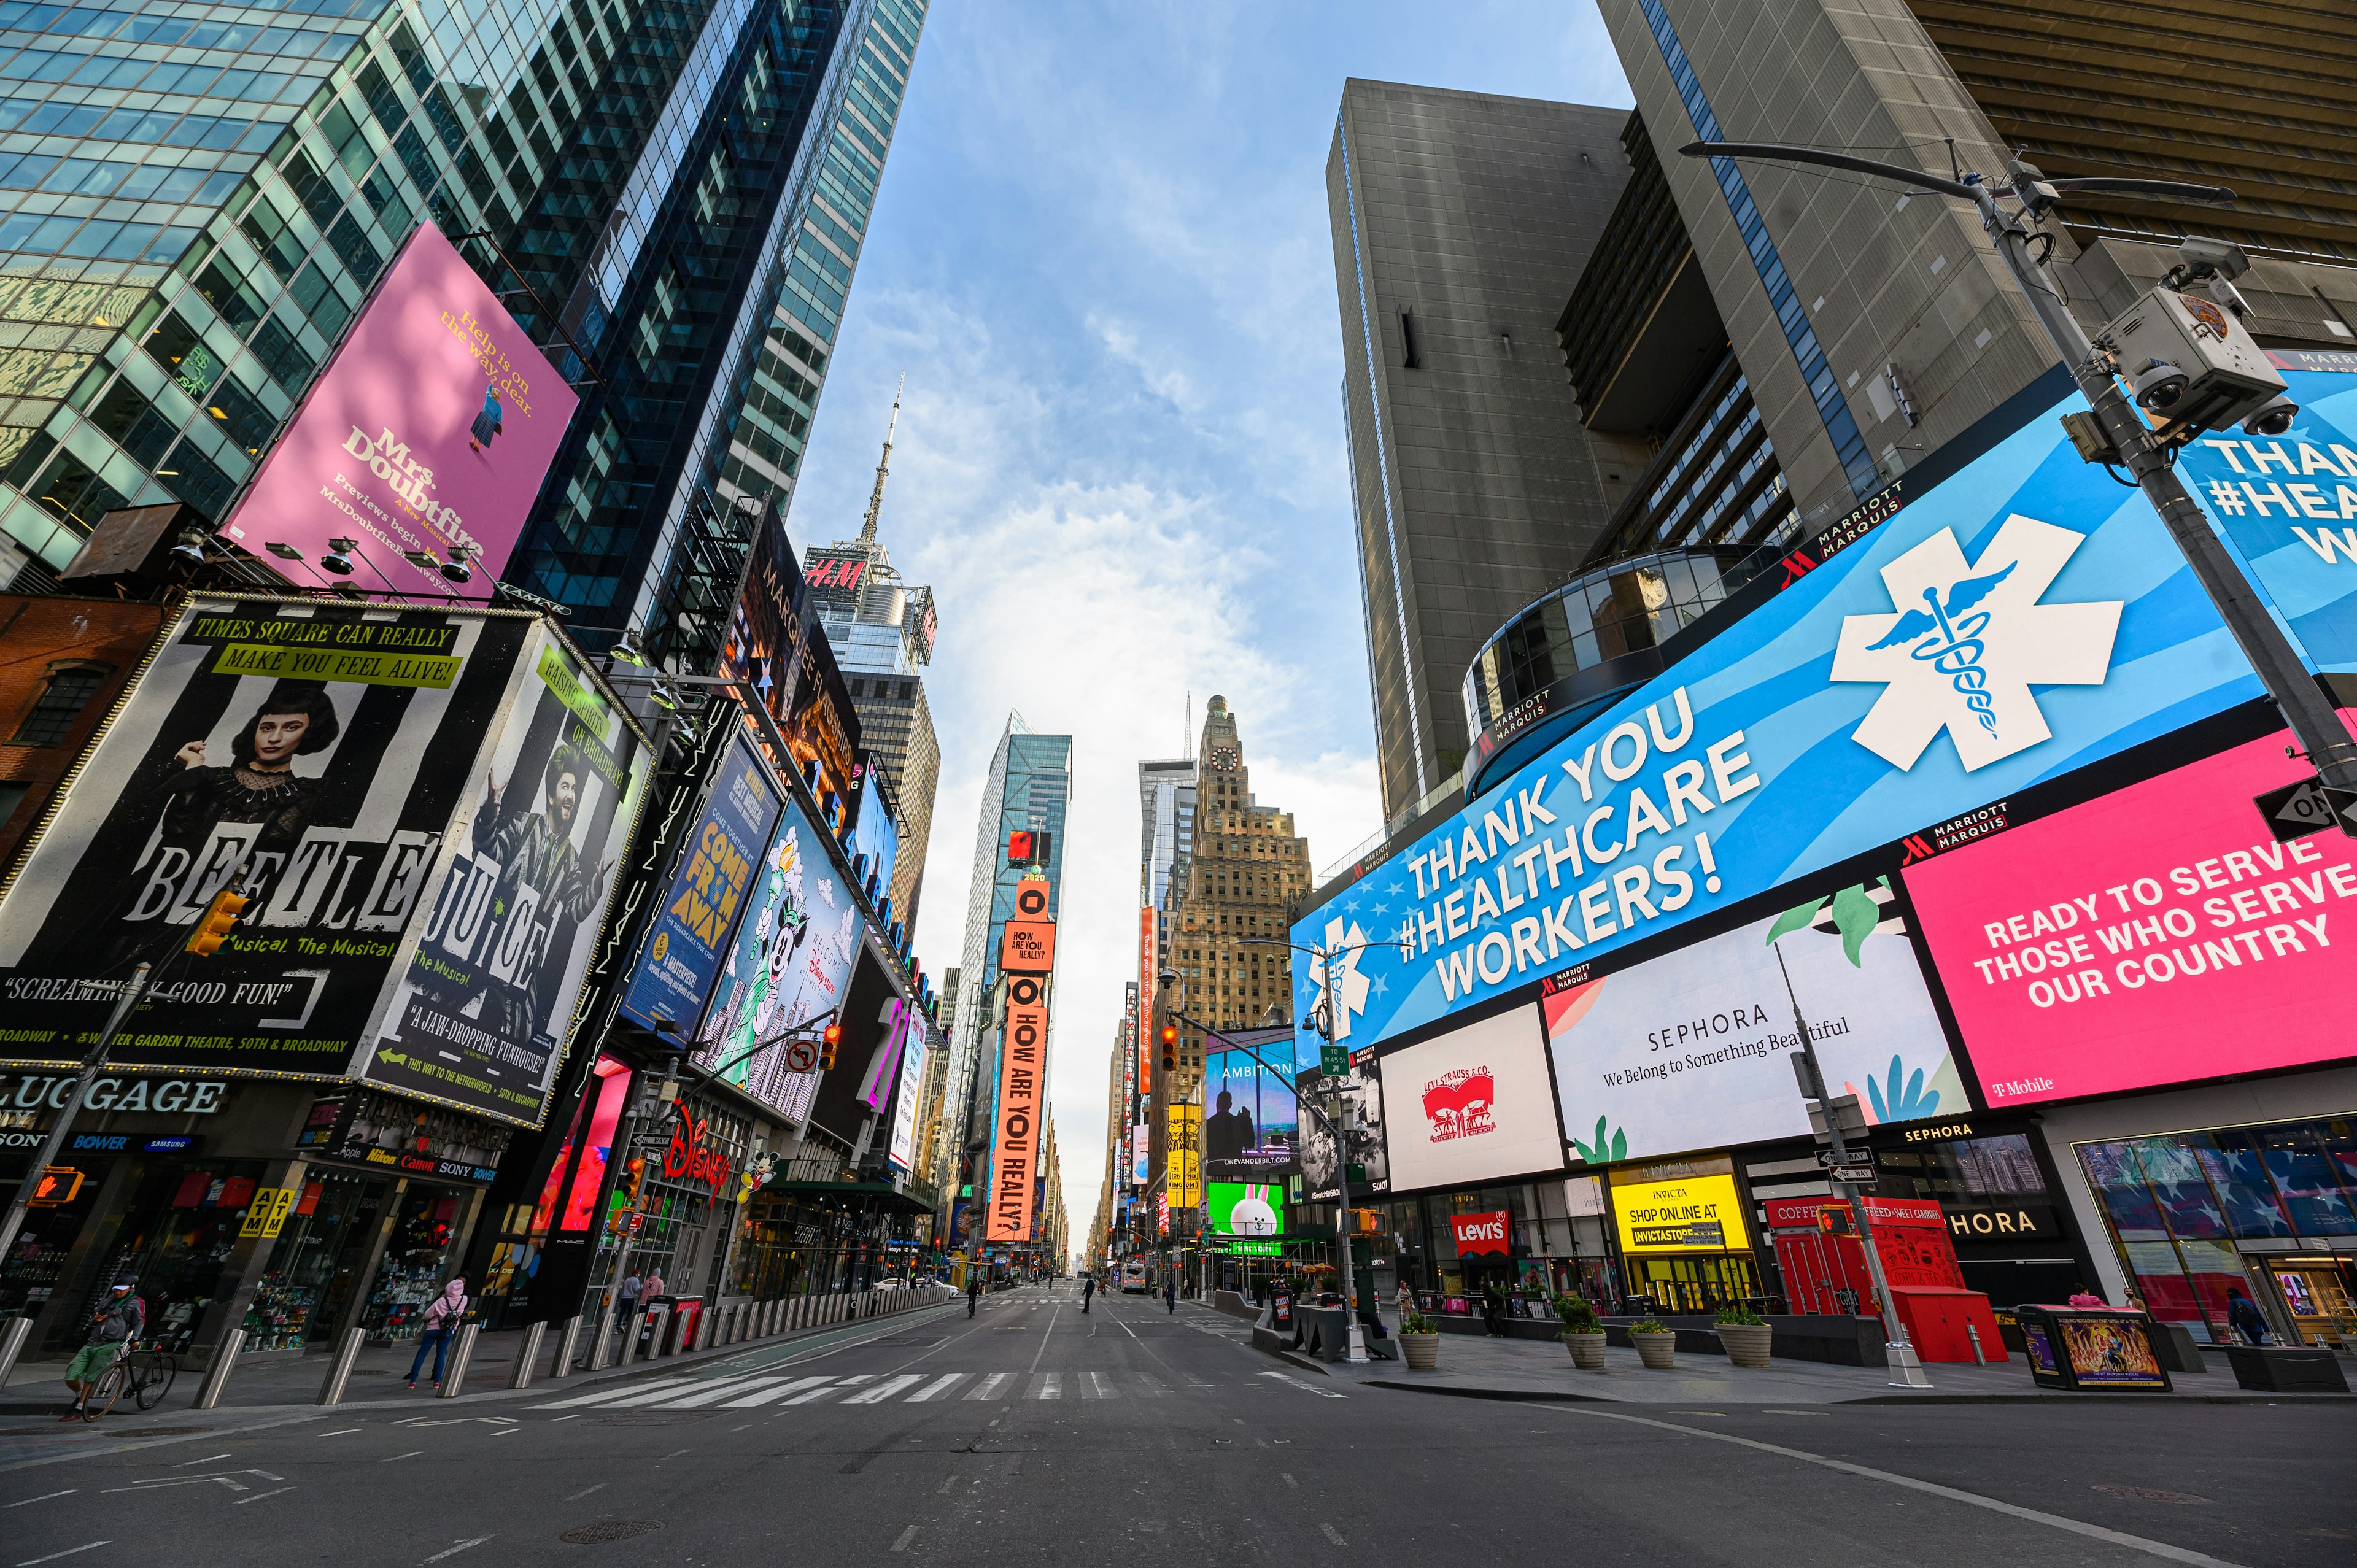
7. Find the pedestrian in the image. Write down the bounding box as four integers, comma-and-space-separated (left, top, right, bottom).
1395, 1278, 1414, 1329
641, 1267, 667, 1303
1163, 1273, 1176, 1315
967, 1269, 983, 1318
2065, 1284, 2107, 1308
1482, 1280, 1506, 1337
2226, 1286, 2273, 1345
406, 1278, 468, 1389
1082, 1273, 1096, 1314
61, 1282, 142, 1421
613, 1270, 641, 1326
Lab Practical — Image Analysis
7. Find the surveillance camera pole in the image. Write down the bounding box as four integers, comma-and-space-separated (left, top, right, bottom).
1683, 142, 2357, 798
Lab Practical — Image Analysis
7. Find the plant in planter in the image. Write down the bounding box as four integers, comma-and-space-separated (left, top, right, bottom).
1555, 1294, 1608, 1370
1714, 1304, 1773, 1368
1629, 1316, 1678, 1370
1399, 1310, 1441, 1371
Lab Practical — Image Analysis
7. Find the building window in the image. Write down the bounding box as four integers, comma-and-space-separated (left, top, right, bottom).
10, 664, 111, 747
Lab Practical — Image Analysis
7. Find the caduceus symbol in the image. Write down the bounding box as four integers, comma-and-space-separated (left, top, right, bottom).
1864, 562, 2017, 735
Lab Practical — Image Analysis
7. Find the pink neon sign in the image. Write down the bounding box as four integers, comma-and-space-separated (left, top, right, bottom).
223, 223, 576, 597
1904, 719, 2357, 1105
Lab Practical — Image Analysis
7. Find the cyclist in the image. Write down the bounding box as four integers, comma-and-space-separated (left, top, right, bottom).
62, 1281, 142, 1422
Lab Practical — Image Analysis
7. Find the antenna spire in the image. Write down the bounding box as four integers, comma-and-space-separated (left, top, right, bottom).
858, 372, 904, 546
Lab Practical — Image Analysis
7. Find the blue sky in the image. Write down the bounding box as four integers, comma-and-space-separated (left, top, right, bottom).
788, 0, 1634, 1251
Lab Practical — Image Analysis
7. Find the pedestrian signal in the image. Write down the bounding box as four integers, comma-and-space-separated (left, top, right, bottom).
1818, 1202, 1856, 1237
184, 887, 249, 956
819, 1022, 843, 1070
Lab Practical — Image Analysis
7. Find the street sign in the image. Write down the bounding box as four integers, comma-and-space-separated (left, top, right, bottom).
1320, 1046, 1347, 1075
2255, 776, 2336, 841
783, 1036, 820, 1073
1828, 1165, 1876, 1184
1816, 1148, 1875, 1170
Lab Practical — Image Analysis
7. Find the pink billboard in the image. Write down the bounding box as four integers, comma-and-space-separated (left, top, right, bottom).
222, 222, 576, 597
1904, 718, 2357, 1105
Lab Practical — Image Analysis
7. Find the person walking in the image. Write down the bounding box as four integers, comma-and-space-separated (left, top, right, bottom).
2226, 1285, 2274, 1345
1163, 1273, 1176, 1315
1481, 1280, 1506, 1337
60, 1282, 142, 1421
967, 1269, 983, 1318
406, 1278, 468, 1389
1082, 1273, 1096, 1314
613, 1270, 642, 1327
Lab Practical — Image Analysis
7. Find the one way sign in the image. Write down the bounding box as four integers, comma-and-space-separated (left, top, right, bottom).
2254, 775, 2357, 841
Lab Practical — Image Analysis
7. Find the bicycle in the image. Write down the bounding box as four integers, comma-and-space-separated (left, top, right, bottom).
80, 1345, 178, 1421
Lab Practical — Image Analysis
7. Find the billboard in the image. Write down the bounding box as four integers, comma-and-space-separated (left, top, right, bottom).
363, 629, 648, 1122
617, 730, 781, 1034
1202, 1027, 1305, 1183
1542, 889, 1964, 1165
1610, 1166, 1751, 1254
1297, 1048, 1388, 1202
1375, 1006, 1557, 1194
1137, 907, 1155, 1103
222, 223, 576, 595
692, 778, 865, 1119
1167, 1102, 1200, 1208
1293, 388, 2294, 1052
1904, 718, 2357, 1106
1207, 1178, 1285, 1238
985, 965, 1048, 1243
0, 597, 530, 1082
886, 1005, 927, 1172
1131, 1122, 1149, 1184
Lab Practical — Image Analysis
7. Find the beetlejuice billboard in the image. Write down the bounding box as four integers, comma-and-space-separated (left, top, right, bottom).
1294, 380, 2357, 1053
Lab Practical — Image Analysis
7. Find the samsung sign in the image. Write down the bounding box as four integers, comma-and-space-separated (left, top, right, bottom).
1296, 377, 2357, 1053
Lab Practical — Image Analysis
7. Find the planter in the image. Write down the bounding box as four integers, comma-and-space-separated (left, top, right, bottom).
1400, 1332, 1441, 1371
2223, 1345, 2349, 1393
1716, 1322, 1773, 1368
1632, 1331, 1678, 1370
1564, 1332, 1607, 1370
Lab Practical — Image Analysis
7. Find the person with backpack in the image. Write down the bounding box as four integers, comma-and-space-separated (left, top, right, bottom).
1082, 1272, 1096, 1314
406, 1278, 469, 1389
1163, 1273, 1176, 1315
61, 1282, 142, 1421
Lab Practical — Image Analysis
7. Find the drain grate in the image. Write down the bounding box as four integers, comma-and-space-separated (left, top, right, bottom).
2091, 1485, 2211, 1505
562, 1521, 665, 1543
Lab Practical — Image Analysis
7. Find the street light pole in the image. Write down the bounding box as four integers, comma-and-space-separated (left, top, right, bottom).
1682, 141, 2357, 795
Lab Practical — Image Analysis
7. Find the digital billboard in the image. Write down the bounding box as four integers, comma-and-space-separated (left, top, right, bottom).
692, 779, 865, 1119
985, 963, 1049, 1243
1298, 1048, 1388, 1202
1904, 718, 2357, 1106
1293, 389, 2295, 1053
363, 628, 648, 1122
1373, 1006, 1556, 1196
886, 1006, 927, 1172
1202, 1025, 1306, 1183
1207, 1179, 1285, 1238
1610, 1166, 1751, 1255
617, 730, 781, 1034
222, 223, 577, 595
0, 597, 530, 1082
1542, 887, 1963, 1165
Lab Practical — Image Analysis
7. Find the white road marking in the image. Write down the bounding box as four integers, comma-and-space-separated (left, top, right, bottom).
1320, 1524, 1347, 1546
422, 1537, 492, 1562
527, 1376, 695, 1410
1282, 1473, 1296, 1489
1, 1492, 73, 1508
562, 1484, 605, 1502
603, 1375, 771, 1409
1547, 1408, 2247, 1568
966, 1373, 1013, 1401
1260, 1370, 1345, 1399
655, 1376, 795, 1409
381, 1451, 422, 1464
907, 1373, 966, 1402
1087, 1372, 1116, 1399
890, 1526, 919, 1552
233, 1487, 295, 1505
723, 1377, 833, 1408
319, 1429, 360, 1438
174, 1454, 231, 1467
784, 1377, 861, 1405
1031, 1372, 1061, 1400
843, 1375, 924, 1405
935, 1475, 958, 1495
14, 1542, 106, 1566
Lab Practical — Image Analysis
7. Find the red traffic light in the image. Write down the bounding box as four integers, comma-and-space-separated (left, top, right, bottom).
819, 1021, 843, 1070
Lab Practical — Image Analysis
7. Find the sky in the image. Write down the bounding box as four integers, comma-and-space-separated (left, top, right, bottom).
788, 0, 1635, 1257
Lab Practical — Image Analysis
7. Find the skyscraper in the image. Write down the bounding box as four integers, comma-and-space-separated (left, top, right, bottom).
1327, 80, 1635, 824
1137, 754, 1193, 912
0, 0, 931, 663
806, 383, 940, 927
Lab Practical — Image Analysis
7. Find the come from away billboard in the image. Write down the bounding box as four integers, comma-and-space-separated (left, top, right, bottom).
1293, 387, 2343, 1053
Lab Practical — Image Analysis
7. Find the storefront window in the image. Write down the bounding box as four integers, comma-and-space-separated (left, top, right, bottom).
244, 1170, 380, 1353
2257, 1129, 2355, 1235
363, 1185, 466, 1339
2195, 1140, 2293, 1237
100, 1159, 263, 1353
2132, 1139, 2229, 1239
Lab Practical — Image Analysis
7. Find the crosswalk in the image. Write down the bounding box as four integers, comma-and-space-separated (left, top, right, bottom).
528, 1366, 1321, 1412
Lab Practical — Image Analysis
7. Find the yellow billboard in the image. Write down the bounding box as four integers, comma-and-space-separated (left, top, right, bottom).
1167, 1103, 1201, 1207
1611, 1170, 1749, 1254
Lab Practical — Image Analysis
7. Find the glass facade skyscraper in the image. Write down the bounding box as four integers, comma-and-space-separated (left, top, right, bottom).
0, 0, 926, 657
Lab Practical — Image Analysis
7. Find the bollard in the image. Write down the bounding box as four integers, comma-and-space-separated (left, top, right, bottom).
438, 1323, 481, 1397
640, 1303, 670, 1362
695, 1305, 716, 1353
511, 1321, 548, 1389
193, 1329, 247, 1410
585, 1308, 616, 1373
1966, 1322, 1988, 1367
0, 1315, 31, 1396
317, 1326, 366, 1406
549, 1316, 582, 1380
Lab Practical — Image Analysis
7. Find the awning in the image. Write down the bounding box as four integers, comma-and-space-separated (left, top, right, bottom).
757, 1178, 934, 1214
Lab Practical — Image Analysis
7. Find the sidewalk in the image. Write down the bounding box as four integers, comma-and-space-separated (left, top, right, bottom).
1260, 1309, 2355, 1404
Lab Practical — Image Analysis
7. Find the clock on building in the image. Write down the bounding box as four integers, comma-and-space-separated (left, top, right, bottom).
1209, 746, 1239, 770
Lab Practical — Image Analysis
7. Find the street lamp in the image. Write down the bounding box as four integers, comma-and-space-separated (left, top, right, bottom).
1679, 140, 2357, 801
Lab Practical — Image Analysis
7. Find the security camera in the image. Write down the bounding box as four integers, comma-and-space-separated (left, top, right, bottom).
2176, 236, 2250, 282
2129, 359, 2190, 414
2242, 395, 2298, 438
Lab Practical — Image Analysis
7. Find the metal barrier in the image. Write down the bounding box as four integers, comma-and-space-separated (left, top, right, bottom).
585, 1308, 616, 1373
0, 1315, 30, 1395
550, 1315, 581, 1379
316, 1327, 366, 1406
510, 1321, 546, 1389
438, 1323, 481, 1397
639, 1303, 670, 1362
193, 1329, 246, 1410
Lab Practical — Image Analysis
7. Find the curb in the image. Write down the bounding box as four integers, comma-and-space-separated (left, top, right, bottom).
1361, 1377, 2356, 1407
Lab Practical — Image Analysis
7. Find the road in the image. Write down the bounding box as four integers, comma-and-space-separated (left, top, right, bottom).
1, 1284, 2350, 1566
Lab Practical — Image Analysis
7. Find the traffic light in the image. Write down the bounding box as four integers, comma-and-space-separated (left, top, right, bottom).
184, 887, 249, 956
1345, 1208, 1384, 1235
1818, 1201, 1856, 1237
1159, 1022, 1177, 1073
819, 1021, 843, 1070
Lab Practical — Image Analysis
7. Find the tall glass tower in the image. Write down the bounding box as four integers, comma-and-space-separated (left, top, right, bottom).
0, 0, 928, 656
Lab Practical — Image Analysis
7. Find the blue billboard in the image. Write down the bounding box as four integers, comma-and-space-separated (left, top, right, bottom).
619, 730, 781, 1033
1293, 378, 2357, 1052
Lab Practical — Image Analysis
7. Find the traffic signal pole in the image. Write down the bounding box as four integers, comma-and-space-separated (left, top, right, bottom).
0, 962, 152, 1270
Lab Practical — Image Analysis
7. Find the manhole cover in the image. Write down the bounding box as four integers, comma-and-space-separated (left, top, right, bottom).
561, 1521, 664, 1543
597, 1412, 700, 1426
2091, 1485, 2210, 1505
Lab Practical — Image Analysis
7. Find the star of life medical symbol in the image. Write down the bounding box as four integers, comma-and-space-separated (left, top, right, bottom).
1832, 516, 2122, 773
1308, 917, 1371, 1041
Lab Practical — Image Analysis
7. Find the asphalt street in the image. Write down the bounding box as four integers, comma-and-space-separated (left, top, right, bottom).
1, 1284, 2350, 1567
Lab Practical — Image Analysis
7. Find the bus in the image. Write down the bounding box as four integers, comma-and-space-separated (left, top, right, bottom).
1120, 1259, 1149, 1294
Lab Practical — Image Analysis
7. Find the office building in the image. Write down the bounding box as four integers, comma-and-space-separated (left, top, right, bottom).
1326, 80, 1634, 824
805, 387, 941, 925
0, 0, 931, 668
